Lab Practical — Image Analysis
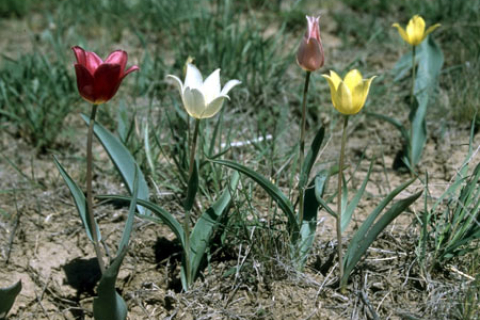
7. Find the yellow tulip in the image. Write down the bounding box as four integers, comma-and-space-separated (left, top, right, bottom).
392, 15, 440, 46
322, 69, 376, 115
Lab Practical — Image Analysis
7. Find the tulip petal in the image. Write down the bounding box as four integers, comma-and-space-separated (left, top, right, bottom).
407, 15, 425, 46
84, 51, 103, 75
322, 74, 339, 111
185, 64, 203, 90
335, 82, 353, 115
352, 76, 376, 114
344, 69, 363, 92
183, 88, 206, 119
105, 50, 128, 72
392, 23, 410, 44
202, 95, 227, 118
220, 79, 241, 96
166, 75, 184, 96
297, 38, 324, 72
424, 23, 441, 38
72, 46, 87, 65
74, 64, 96, 103
123, 65, 140, 78
203, 69, 221, 104
93, 63, 122, 104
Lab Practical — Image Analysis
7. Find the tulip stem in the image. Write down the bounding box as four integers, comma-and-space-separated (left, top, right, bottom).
409, 45, 416, 176
298, 71, 311, 225
337, 115, 349, 291
86, 104, 105, 275
184, 118, 200, 289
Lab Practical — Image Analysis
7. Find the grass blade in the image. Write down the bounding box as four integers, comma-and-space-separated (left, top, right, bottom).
209, 159, 298, 233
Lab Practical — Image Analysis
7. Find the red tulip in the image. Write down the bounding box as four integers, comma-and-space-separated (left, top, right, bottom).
297, 16, 324, 72
72, 46, 139, 105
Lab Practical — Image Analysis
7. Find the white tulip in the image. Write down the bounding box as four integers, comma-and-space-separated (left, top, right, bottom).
167, 64, 241, 119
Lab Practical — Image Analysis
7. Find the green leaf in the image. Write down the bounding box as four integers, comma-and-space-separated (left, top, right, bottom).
299, 126, 325, 189
342, 190, 421, 287
184, 160, 199, 211
93, 174, 138, 320
54, 156, 101, 242
341, 161, 373, 233
97, 196, 186, 249
297, 171, 328, 269
209, 159, 298, 234
93, 251, 128, 320
81, 114, 150, 216
189, 172, 239, 281
0, 280, 22, 319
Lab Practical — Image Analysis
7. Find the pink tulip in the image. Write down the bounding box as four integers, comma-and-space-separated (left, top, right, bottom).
297, 16, 324, 72
72, 46, 139, 105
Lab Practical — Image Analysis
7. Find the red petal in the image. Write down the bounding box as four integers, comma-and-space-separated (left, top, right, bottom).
93, 63, 122, 103
74, 64, 96, 103
122, 65, 140, 79
84, 51, 103, 75
72, 46, 86, 65
105, 50, 128, 72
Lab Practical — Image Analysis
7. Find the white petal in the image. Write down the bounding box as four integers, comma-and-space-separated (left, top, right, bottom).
166, 75, 184, 96
183, 87, 206, 119
202, 69, 221, 104
220, 79, 241, 96
185, 64, 203, 90
201, 96, 227, 118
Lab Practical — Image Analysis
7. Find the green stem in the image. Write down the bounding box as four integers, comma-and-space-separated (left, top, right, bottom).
184, 118, 200, 288
409, 45, 416, 175
86, 104, 105, 274
298, 71, 311, 224
337, 115, 349, 291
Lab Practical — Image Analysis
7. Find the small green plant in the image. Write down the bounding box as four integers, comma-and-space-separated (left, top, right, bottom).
0, 52, 76, 152
369, 16, 443, 174
419, 120, 480, 270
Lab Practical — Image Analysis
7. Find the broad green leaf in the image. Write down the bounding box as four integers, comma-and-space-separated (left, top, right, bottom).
299, 126, 325, 189
93, 176, 138, 320
341, 161, 373, 233
81, 114, 150, 216
342, 191, 422, 287
184, 160, 199, 211
209, 159, 298, 234
97, 196, 186, 249
54, 157, 101, 242
190, 172, 240, 282
93, 250, 128, 320
345, 177, 416, 267
0, 280, 22, 319
297, 171, 328, 269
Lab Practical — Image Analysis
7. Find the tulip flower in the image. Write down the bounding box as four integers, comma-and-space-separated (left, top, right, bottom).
167, 64, 241, 119
297, 15, 324, 72
322, 69, 376, 115
392, 15, 440, 46
72, 46, 139, 105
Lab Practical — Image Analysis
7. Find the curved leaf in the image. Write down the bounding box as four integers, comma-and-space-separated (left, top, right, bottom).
54, 156, 101, 242
209, 159, 298, 234
81, 114, 150, 216
300, 126, 325, 189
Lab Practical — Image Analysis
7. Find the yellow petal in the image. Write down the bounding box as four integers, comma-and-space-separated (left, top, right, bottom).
392, 23, 410, 44
344, 69, 363, 93
335, 81, 353, 115
322, 73, 339, 110
329, 70, 342, 89
424, 23, 441, 39
407, 15, 426, 46
351, 76, 376, 114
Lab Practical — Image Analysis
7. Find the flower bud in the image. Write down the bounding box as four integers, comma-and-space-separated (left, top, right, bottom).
297, 16, 324, 72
